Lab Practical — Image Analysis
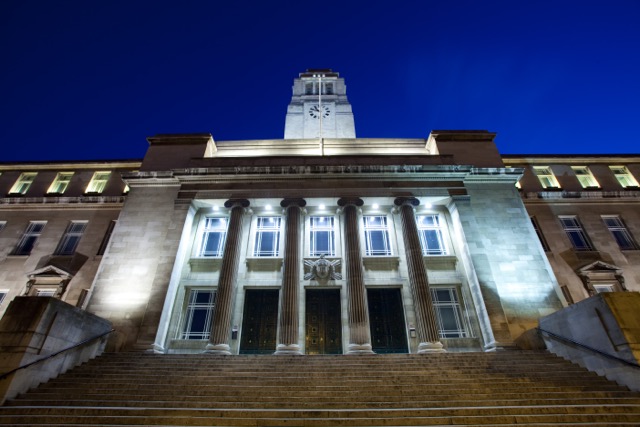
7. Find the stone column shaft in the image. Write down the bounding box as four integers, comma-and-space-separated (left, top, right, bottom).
275, 198, 306, 355
338, 197, 373, 354
395, 197, 444, 353
205, 199, 250, 354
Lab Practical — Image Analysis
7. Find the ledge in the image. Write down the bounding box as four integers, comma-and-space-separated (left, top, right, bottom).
424, 255, 458, 271
245, 257, 283, 271
362, 256, 400, 270
189, 257, 223, 272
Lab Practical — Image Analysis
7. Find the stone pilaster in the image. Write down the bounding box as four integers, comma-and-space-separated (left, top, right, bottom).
275, 198, 306, 355
205, 199, 250, 354
337, 197, 373, 354
394, 197, 445, 353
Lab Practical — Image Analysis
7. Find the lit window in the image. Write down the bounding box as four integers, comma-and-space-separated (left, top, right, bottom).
571, 166, 600, 188
198, 217, 228, 257
417, 215, 448, 255
180, 289, 216, 340
47, 172, 74, 194
12, 221, 46, 255
363, 215, 391, 256
530, 217, 550, 251
431, 287, 467, 338
36, 289, 57, 297
309, 216, 335, 257
559, 216, 594, 251
97, 220, 116, 255
610, 166, 639, 188
9, 172, 37, 195
254, 217, 282, 257
602, 216, 639, 250
532, 166, 560, 189
0, 290, 7, 305
85, 172, 111, 194
593, 284, 615, 293
55, 221, 88, 255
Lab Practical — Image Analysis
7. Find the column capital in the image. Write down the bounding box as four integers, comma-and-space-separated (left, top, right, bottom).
337, 197, 364, 208
393, 197, 420, 207
224, 198, 250, 209
280, 198, 307, 209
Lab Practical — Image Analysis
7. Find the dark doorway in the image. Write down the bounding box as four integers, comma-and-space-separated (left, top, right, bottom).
239, 289, 279, 354
305, 288, 343, 354
368, 288, 408, 353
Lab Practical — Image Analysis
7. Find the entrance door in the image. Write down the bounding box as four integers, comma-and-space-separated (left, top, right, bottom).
368, 288, 408, 353
306, 288, 342, 354
239, 289, 279, 354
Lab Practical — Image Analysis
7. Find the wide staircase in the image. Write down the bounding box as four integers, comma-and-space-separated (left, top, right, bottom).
1, 351, 640, 426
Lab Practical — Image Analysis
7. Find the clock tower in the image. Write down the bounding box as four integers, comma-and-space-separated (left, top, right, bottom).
284, 69, 356, 139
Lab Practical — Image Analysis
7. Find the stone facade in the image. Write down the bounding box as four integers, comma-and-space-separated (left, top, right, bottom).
0, 71, 638, 356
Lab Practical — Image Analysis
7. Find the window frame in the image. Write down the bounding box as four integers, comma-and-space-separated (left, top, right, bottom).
602, 215, 639, 251
47, 172, 74, 194
0, 290, 8, 306
609, 166, 639, 188
9, 172, 37, 195
54, 221, 88, 256
363, 215, 392, 257
308, 215, 336, 257
558, 216, 594, 251
530, 216, 550, 252
431, 286, 468, 339
85, 171, 111, 194
197, 217, 229, 258
571, 166, 600, 188
253, 216, 283, 257
179, 289, 217, 340
532, 166, 561, 189
12, 221, 47, 255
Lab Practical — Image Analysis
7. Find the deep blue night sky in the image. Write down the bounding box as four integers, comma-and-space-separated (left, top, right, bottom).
1, 1, 639, 162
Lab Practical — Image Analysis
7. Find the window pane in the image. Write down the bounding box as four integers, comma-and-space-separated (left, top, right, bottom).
254, 217, 281, 257
417, 215, 447, 255
9, 172, 37, 195
559, 216, 593, 251
533, 167, 560, 189
199, 217, 227, 257
364, 216, 391, 256
431, 288, 466, 338
55, 221, 87, 255
13, 221, 46, 255
602, 216, 638, 250
310, 216, 335, 257
181, 290, 216, 340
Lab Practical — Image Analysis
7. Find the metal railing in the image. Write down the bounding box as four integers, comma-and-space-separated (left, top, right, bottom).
0, 329, 114, 380
537, 327, 640, 369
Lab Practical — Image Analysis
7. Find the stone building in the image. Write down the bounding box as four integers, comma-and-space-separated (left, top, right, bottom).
0, 69, 638, 356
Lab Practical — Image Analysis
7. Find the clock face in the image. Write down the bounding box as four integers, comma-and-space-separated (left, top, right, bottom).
308, 104, 330, 119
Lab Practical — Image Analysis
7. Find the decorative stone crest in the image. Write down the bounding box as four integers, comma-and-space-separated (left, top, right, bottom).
304, 255, 342, 281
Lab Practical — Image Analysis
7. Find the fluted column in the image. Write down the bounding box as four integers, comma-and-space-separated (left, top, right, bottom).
205, 199, 250, 354
394, 197, 444, 353
275, 198, 306, 355
338, 197, 374, 354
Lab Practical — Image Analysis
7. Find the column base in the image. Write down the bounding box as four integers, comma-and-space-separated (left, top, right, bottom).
417, 341, 446, 353
204, 343, 232, 355
149, 343, 165, 354
274, 344, 303, 355
347, 343, 375, 354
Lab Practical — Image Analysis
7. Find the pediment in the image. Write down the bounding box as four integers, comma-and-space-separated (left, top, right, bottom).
577, 260, 622, 276
27, 265, 73, 281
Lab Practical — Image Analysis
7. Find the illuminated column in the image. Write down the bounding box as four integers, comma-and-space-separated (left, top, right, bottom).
394, 197, 444, 353
338, 197, 374, 354
205, 199, 250, 354
275, 198, 306, 355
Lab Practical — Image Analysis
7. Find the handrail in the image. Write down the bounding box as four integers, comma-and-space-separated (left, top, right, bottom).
0, 329, 114, 380
537, 327, 640, 369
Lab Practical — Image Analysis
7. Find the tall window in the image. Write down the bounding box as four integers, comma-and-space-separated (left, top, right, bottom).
602, 216, 639, 250
180, 289, 216, 340
309, 216, 335, 256
13, 221, 46, 255
47, 172, 74, 194
254, 217, 282, 257
198, 217, 228, 257
431, 287, 467, 338
610, 166, 639, 188
559, 216, 594, 251
85, 171, 111, 194
530, 217, 550, 251
363, 215, 391, 256
417, 215, 448, 256
55, 221, 88, 255
532, 166, 560, 189
571, 166, 600, 188
9, 172, 37, 195
97, 220, 116, 255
